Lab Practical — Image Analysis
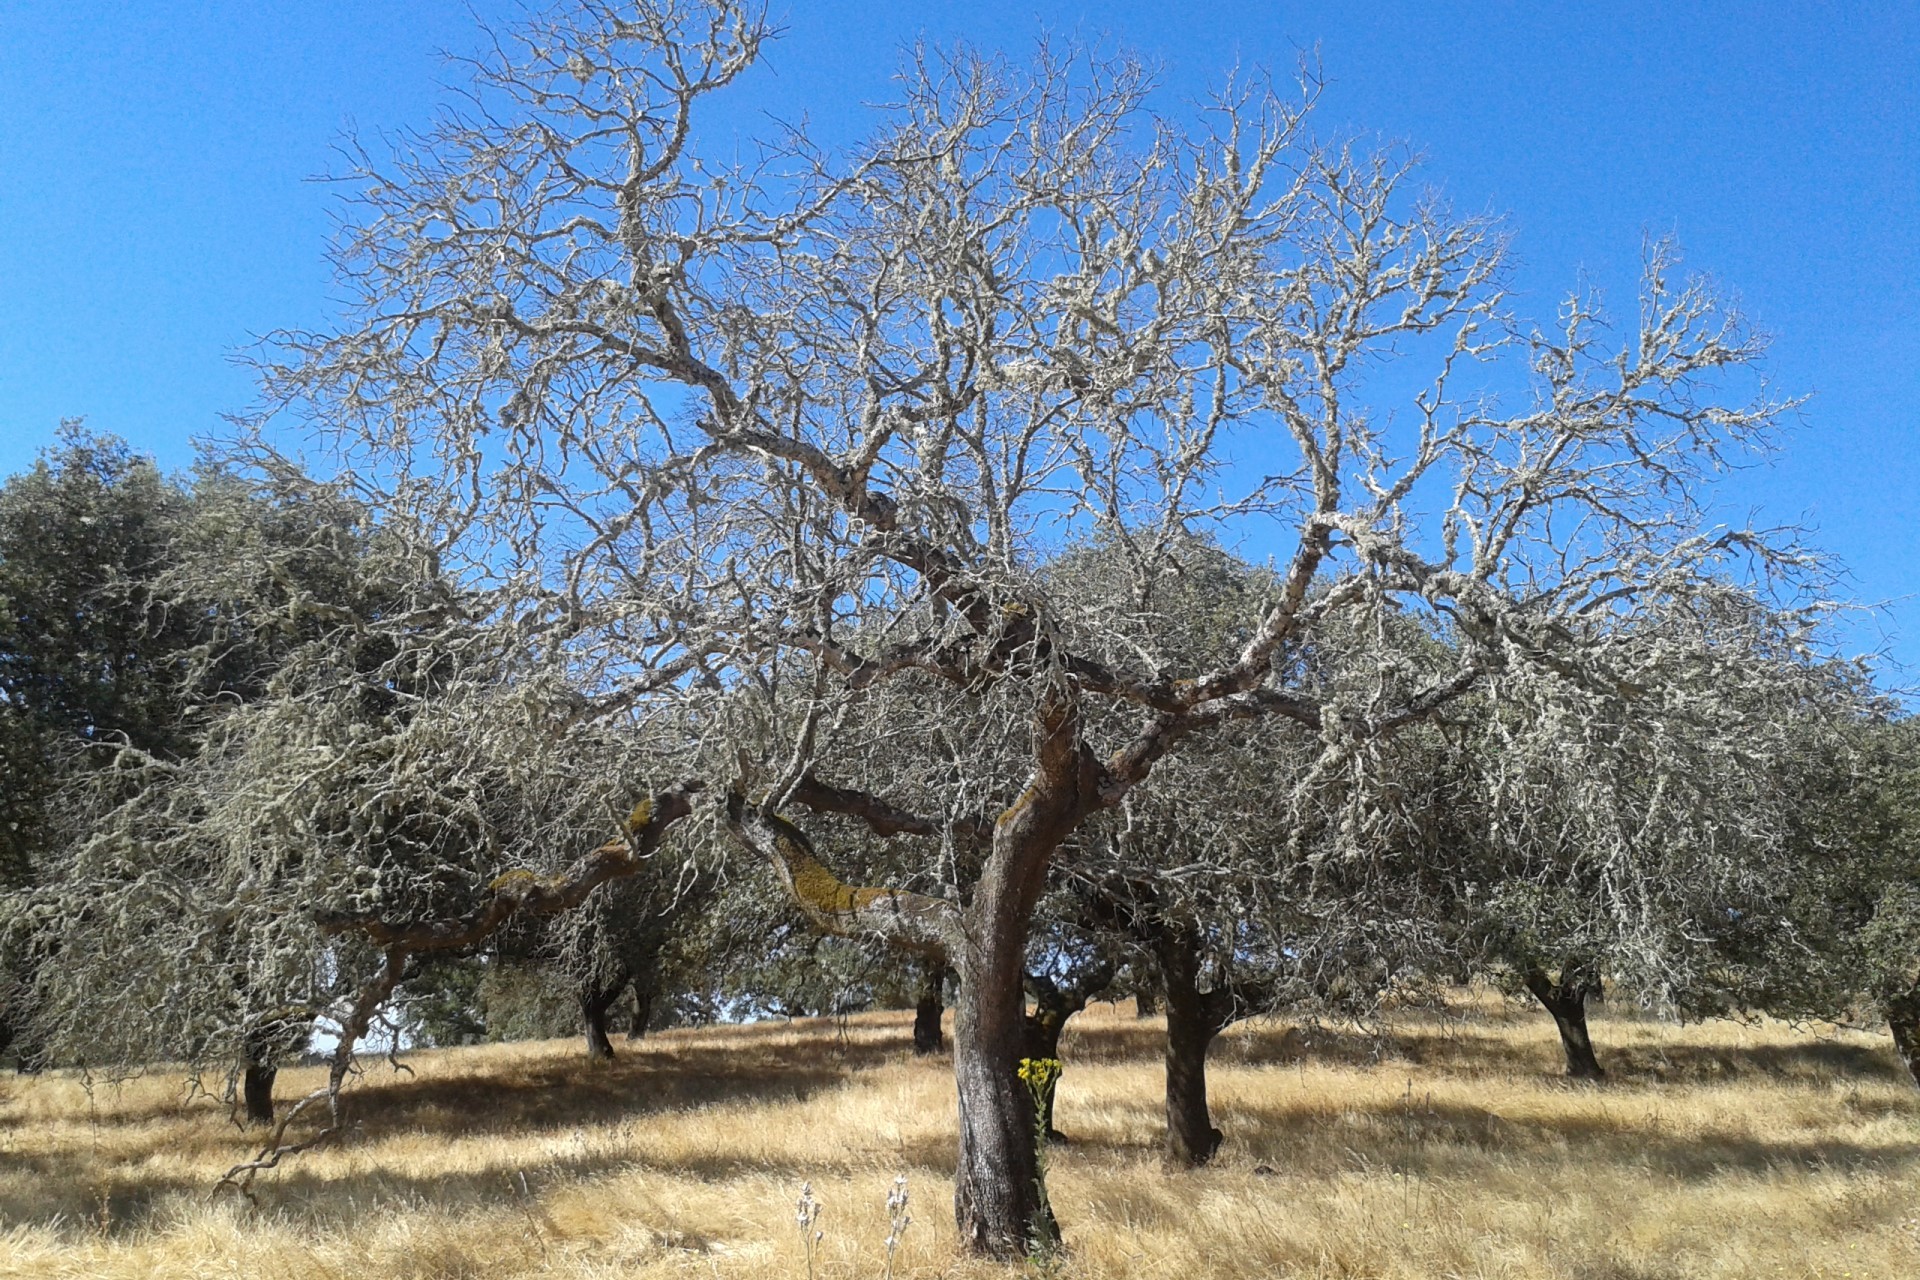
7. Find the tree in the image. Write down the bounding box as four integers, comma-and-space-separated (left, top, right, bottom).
1759, 712, 1920, 1083
0, 430, 383, 1086
557, 851, 717, 1057
0, 427, 198, 922
1456, 588, 1869, 1081
260, 1, 1808, 1254
11, 471, 454, 1109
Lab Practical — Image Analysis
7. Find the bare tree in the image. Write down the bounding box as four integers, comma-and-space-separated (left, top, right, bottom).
257, 1, 1807, 1254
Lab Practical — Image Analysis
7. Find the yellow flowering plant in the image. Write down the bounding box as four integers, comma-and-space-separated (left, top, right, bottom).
1015, 1058, 1063, 1257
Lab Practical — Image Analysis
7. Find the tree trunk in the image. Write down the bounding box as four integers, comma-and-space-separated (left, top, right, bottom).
1882, 983, 1920, 1087
1523, 968, 1606, 1080
1158, 926, 1226, 1167
724, 720, 1091, 1259
1135, 985, 1159, 1018
582, 981, 622, 1061
242, 1061, 276, 1127
913, 960, 947, 1055
952, 920, 1057, 1258
239, 1024, 282, 1126
951, 785, 1081, 1261
627, 980, 653, 1042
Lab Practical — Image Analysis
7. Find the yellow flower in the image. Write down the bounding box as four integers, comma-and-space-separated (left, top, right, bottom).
1017, 1057, 1062, 1090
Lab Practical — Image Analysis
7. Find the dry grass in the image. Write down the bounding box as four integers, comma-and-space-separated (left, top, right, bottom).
3, 995, 1918, 1279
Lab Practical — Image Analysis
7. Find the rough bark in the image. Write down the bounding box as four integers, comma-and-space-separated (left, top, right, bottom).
1523, 968, 1606, 1081
948, 701, 1112, 1257
1156, 924, 1236, 1167
723, 794, 956, 957
1882, 983, 1920, 1088
582, 979, 623, 1060
953, 909, 1055, 1258
725, 693, 1131, 1260
913, 959, 948, 1055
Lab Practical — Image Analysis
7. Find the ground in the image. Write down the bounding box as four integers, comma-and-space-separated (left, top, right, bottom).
2, 996, 1917, 1278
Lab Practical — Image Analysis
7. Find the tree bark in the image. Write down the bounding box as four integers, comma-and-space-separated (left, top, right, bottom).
582, 980, 622, 1061
242, 1061, 277, 1127
913, 959, 948, 1055
240, 1024, 284, 1126
1523, 968, 1606, 1080
1882, 983, 1920, 1087
1157, 924, 1230, 1167
725, 747, 1092, 1260
950, 745, 1094, 1260
952, 916, 1055, 1259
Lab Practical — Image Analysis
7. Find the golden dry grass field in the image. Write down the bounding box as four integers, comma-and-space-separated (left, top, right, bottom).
3, 997, 1918, 1279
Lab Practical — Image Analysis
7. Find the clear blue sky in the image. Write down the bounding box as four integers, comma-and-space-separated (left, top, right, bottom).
1, 2, 1914, 672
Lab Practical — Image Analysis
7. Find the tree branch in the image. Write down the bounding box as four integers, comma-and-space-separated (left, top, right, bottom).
724, 789, 958, 958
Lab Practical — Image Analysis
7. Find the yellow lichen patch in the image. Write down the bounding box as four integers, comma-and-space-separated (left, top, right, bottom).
625, 799, 654, 833
784, 839, 871, 916
487, 869, 542, 894
996, 787, 1036, 828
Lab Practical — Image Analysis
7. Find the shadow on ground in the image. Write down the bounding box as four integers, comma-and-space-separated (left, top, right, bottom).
6, 1006, 1914, 1236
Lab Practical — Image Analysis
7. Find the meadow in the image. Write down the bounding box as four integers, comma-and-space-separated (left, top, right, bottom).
2, 996, 1917, 1279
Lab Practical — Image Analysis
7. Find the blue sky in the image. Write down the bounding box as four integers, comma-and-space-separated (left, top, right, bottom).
0, 2, 1914, 672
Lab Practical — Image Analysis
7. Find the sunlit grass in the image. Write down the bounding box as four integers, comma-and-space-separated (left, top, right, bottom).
3, 995, 1917, 1278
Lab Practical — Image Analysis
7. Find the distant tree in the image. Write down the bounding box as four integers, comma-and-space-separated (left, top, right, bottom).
552, 848, 719, 1058
1455, 589, 1872, 1081
0, 427, 359, 1079
3, 453, 711, 1129
0, 426, 197, 885
1754, 713, 1920, 1083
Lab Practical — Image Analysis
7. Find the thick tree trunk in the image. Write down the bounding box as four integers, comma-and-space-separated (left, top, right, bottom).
240, 1024, 282, 1126
952, 941, 1054, 1258
952, 785, 1085, 1259
242, 1061, 277, 1127
1523, 968, 1605, 1081
724, 721, 1091, 1259
1158, 926, 1226, 1167
913, 960, 948, 1055
582, 981, 622, 1061
1882, 984, 1920, 1087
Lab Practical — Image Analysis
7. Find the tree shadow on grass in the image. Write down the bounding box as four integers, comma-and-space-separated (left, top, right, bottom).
0, 1126, 961, 1239
0, 1022, 934, 1235
1221, 1093, 1920, 1184
1208, 1018, 1913, 1088
338, 1032, 900, 1138
0, 1019, 909, 1137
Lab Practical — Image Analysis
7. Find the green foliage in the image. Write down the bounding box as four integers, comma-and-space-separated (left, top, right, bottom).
397, 958, 489, 1047
0, 424, 196, 885
478, 961, 582, 1043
